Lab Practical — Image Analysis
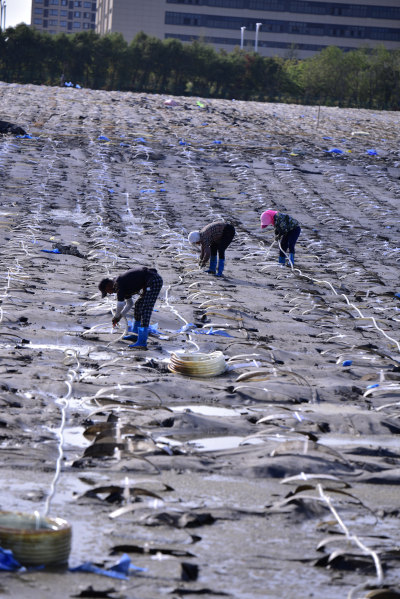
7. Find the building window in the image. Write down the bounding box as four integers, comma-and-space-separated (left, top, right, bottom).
83, 22, 90, 28
49, 19, 58, 24
33, 18, 42, 24
83, 11, 90, 17
83, 1, 91, 5
60, 9, 67, 15
49, 0, 59, 4
60, 20, 67, 25
49, 9, 58, 15
74, 1, 82, 5
61, 0, 68, 4
74, 11, 80, 16
73, 21, 80, 27
34, 7, 43, 13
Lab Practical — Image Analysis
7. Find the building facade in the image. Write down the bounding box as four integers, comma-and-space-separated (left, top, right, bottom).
96, 0, 400, 58
31, 0, 96, 35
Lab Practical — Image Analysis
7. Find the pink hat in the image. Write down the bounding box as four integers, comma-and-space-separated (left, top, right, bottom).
260, 210, 277, 228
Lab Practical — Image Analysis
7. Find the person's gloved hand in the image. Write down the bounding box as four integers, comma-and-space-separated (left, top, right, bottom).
112, 316, 121, 327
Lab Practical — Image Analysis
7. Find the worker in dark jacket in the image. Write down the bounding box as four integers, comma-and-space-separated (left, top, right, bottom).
188, 221, 235, 277
260, 210, 301, 265
98, 267, 162, 348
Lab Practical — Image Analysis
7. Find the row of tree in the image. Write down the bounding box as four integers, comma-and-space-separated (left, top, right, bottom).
0, 24, 399, 109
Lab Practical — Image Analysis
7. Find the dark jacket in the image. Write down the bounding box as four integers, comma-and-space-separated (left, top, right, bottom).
114, 267, 157, 301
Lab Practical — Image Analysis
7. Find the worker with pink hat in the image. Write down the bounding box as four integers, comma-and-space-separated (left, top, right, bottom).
260, 209, 301, 265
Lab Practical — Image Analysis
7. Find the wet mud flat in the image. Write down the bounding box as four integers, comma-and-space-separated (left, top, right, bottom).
0, 81, 400, 598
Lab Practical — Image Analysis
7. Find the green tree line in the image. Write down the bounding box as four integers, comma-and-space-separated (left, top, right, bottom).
1, 24, 399, 109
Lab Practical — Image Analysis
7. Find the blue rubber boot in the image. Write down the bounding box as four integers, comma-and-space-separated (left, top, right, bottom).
288, 253, 295, 266
207, 255, 217, 274
216, 259, 225, 277
278, 255, 286, 265
123, 319, 141, 340
129, 327, 148, 349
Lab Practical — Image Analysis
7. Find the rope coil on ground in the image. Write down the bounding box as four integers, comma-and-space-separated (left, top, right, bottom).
168, 351, 226, 377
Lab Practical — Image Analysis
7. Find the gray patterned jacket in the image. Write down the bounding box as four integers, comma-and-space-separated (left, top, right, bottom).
274, 213, 300, 240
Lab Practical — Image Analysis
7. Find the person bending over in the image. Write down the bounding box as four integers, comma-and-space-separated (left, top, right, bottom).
99, 266, 163, 348
260, 210, 301, 266
188, 221, 235, 277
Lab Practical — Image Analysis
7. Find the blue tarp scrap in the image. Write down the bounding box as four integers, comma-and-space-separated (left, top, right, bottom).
193, 327, 232, 338
366, 149, 378, 155
98, 136, 110, 141
342, 360, 352, 367
326, 148, 344, 154
176, 324, 232, 337
134, 137, 146, 142
69, 554, 146, 580
0, 548, 26, 572
15, 134, 36, 139
41, 248, 61, 254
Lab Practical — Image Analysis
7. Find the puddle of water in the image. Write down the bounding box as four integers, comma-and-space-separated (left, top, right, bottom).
187, 435, 264, 452
170, 405, 245, 417
319, 435, 400, 450
62, 426, 91, 449
27, 343, 87, 352
46, 289, 80, 295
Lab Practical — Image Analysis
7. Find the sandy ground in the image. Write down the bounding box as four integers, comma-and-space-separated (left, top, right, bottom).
1, 82, 400, 599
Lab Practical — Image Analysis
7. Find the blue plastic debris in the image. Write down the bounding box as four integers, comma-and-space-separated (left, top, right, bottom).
108, 189, 114, 194
140, 189, 156, 193
342, 360, 352, 367
366, 149, 377, 156
0, 548, 25, 572
98, 136, 110, 141
395, 293, 400, 299
15, 134, 35, 139
366, 383, 379, 389
213, 140, 222, 144
134, 137, 146, 142
193, 327, 232, 338
177, 323, 196, 333
69, 554, 146, 580
326, 148, 344, 154
179, 140, 187, 145
41, 248, 60, 254
322, 136, 332, 140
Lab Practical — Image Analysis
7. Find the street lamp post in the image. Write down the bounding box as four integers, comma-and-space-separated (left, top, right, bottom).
0, 0, 5, 30
255, 22, 262, 53
240, 26, 246, 50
